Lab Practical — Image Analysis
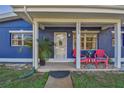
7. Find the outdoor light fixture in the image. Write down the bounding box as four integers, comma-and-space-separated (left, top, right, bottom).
68, 33, 71, 37
40, 25, 45, 30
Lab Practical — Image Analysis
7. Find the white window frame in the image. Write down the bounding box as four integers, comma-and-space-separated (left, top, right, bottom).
72, 30, 99, 50
112, 31, 124, 47
11, 33, 23, 46
10, 30, 32, 46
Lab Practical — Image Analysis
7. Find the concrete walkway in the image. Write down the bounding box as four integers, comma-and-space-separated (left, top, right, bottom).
45, 75, 73, 88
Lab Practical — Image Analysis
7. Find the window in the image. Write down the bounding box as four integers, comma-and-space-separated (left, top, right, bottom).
112, 32, 124, 47
73, 32, 97, 50
86, 34, 97, 49
23, 34, 32, 46
112, 33, 115, 47
11, 33, 32, 46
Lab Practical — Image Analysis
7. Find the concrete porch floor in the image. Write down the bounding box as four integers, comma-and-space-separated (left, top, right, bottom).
38, 63, 76, 72
37, 62, 118, 72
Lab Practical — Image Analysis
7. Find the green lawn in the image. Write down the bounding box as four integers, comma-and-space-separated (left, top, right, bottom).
71, 71, 124, 88
0, 65, 48, 88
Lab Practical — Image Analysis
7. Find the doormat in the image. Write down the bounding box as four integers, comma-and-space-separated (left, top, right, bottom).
49, 71, 70, 78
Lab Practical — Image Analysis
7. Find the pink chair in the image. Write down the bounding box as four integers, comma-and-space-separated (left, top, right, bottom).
94, 49, 109, 68
73, 48, 88, 64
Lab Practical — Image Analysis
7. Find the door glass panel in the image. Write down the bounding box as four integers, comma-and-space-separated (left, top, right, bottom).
54, 32, 66, 59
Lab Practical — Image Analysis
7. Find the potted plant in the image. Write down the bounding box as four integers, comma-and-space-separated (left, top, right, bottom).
38, 38, 54, 66
25, 37, 54, 66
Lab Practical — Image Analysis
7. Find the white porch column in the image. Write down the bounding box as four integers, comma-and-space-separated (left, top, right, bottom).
76, 22, 81, 69
33, 22, 39, 69
115, 22, 121, 68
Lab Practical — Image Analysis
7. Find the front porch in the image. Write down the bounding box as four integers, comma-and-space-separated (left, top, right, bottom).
38, 62, 118, 72
34, 19, 122, 70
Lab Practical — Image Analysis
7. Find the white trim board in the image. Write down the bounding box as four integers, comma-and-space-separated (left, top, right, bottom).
72, 30, 100, 33
9, 30, 32, 34
112, 31, 124, 34
0, 58, 73, 63
13, 6, 124, 14
34, 18, 120, 23
0, 58, 124, 63
0, 58, 32, 63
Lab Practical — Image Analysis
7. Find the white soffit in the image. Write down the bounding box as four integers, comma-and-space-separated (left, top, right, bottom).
0, 12, 18, 22
12, 5, 124, 14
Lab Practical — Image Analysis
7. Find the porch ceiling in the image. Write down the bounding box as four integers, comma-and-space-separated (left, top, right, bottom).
29, 12, 123, 19
16, 12, 124, 23
39, 22, 114, 28
12, 5, 124, 23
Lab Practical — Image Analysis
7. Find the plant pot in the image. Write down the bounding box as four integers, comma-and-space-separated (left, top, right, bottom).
39, 59, 45, 66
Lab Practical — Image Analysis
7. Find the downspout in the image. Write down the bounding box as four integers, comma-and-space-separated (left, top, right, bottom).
24, 5, 35, 68
24, 6, 33, 23
24, 5, 34, 68
16, 6, 36, 79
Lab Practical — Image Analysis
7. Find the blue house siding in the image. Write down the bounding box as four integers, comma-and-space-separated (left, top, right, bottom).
98, 29, 113, 57
105, 27, 124, 58
0, 19, 32, 58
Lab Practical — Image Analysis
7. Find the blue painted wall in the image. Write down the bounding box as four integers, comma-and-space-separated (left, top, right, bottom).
102, 27, 124, 58
99, 29, 113, 57
0, 19, 32, 58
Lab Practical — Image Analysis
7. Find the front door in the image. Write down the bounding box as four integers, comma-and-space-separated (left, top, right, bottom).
54, 32, 67, 59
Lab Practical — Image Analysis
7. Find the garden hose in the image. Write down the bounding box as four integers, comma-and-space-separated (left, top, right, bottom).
18, 67, 36, 80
